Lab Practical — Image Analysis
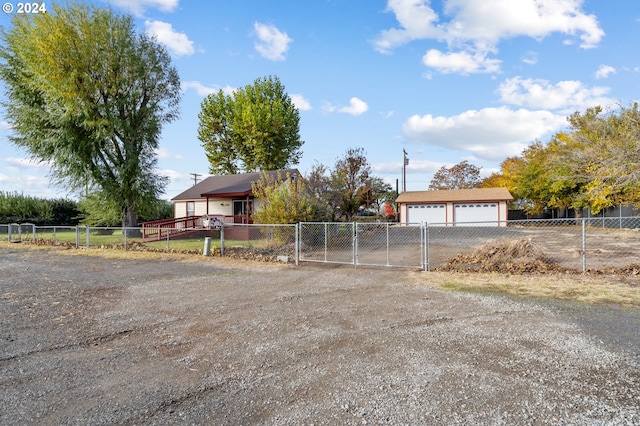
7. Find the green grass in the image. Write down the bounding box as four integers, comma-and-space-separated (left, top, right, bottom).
28, 227, 262, 251
144, 238, 254, 251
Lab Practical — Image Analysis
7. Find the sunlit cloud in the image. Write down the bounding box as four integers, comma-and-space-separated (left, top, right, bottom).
253, 22, 292, 61
145, 20, 194, 57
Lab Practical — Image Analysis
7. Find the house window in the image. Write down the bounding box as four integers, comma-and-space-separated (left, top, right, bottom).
186, 201, 195, 217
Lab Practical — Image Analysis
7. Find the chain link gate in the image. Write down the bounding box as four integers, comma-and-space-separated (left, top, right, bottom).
299, 222, 426, 269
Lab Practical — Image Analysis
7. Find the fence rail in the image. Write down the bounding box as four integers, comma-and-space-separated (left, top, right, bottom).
3, 217, 640, 272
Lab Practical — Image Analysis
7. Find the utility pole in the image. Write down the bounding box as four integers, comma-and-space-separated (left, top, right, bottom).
190, 173, 201, 186
402, 149, 409, 192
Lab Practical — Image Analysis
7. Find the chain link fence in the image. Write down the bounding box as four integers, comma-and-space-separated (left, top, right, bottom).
1, 223, 298, 262
220, 224, 297, 262
298, 222, 425, 268
299, 222, 356, 265
3, 218, 640, 271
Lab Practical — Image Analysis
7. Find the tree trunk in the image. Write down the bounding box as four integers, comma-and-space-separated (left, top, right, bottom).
123, 202, 141, 237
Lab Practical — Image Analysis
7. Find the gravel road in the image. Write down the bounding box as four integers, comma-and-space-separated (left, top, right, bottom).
1, 246, 640, 425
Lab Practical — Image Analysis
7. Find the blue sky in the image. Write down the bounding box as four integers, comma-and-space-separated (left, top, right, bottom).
1, 0, 639, 199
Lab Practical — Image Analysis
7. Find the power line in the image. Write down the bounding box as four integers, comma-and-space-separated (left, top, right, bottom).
190, 173, 201, 186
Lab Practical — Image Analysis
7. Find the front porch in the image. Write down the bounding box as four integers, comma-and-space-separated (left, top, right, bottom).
141, 214, 255, 242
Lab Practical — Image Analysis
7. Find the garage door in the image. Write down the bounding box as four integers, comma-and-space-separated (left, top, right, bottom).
407, 204, 446, 225
454, 203, 498, 226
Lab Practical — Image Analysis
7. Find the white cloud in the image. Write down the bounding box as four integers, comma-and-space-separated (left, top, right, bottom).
497, 76, 613, 112
441, 0, 603, 49
145, 20, 194, 57
181, 81, 235, 97
374, 0, 604, 75
0, 120, 12, 130
253, 22, 292, 61
108, 0, 178, 16
373, 0, 443, 54
522, 51, 538, 65
290, 94, 312, 111
159, 169, 187, 181
5, 157, 50, 168
338, 97, 369, 116
422, 49, 501, 74
371, 158, 442, 176
595, 64, 616, 79
402, 107, 568, 161
155, 148, 183, 160
0, 171, 55, 198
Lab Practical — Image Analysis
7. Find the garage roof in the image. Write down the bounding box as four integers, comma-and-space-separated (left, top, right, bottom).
396, 187, 513, 203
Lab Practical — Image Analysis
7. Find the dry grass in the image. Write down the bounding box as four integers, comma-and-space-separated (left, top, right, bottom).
3, 240, 639, 306
413, 271, 640, 307
0, 240, 290, 270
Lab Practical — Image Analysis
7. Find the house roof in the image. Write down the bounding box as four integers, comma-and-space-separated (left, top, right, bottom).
171, 169, 300, 201
396, 187, 513, 204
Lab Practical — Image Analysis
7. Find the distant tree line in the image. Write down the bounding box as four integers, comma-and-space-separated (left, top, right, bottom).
0, 192, 173, 226
0, 192, 80, 225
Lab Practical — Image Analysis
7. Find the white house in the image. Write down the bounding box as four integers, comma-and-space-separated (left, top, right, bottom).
171, 169, 300, 224
396, 188, 513, 226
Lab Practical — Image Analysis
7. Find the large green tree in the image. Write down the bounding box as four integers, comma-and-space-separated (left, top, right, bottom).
198, 75, 303, 174
0, 3, 180, 229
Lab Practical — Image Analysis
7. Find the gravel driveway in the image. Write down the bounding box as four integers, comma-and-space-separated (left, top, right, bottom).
1, 246, 640, 425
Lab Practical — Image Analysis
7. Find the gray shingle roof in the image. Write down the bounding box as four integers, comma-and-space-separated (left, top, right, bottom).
171, 169, 300, 201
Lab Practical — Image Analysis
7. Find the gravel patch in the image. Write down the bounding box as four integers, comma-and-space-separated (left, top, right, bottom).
1, 247, 639, 425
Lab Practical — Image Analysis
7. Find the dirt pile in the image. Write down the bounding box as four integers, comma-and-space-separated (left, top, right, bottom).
437, 238, 566, 274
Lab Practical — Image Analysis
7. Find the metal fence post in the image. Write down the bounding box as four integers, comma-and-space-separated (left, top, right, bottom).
86, 226, 90, 248
424, 223, 429, 272
324, 223, 328, 262
295, 223, 299, 266
32, 224, 36, 241
582, 219, 587, 273
386, 223, 390, 266
353, 222, 357, 266
220, 223, 225, 256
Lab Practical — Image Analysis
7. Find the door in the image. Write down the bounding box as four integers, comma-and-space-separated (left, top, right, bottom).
454, 203, 498, 226
407, 204, 446, 225
233, 199, 253, 223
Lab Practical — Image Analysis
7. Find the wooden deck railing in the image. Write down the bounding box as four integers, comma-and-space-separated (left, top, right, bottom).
141, 215, 252, 241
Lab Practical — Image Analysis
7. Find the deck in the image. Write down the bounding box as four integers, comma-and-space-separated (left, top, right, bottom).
141, 215, 254, 242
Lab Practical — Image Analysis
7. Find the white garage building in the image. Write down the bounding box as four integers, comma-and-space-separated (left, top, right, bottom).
396, 188, 513, 227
